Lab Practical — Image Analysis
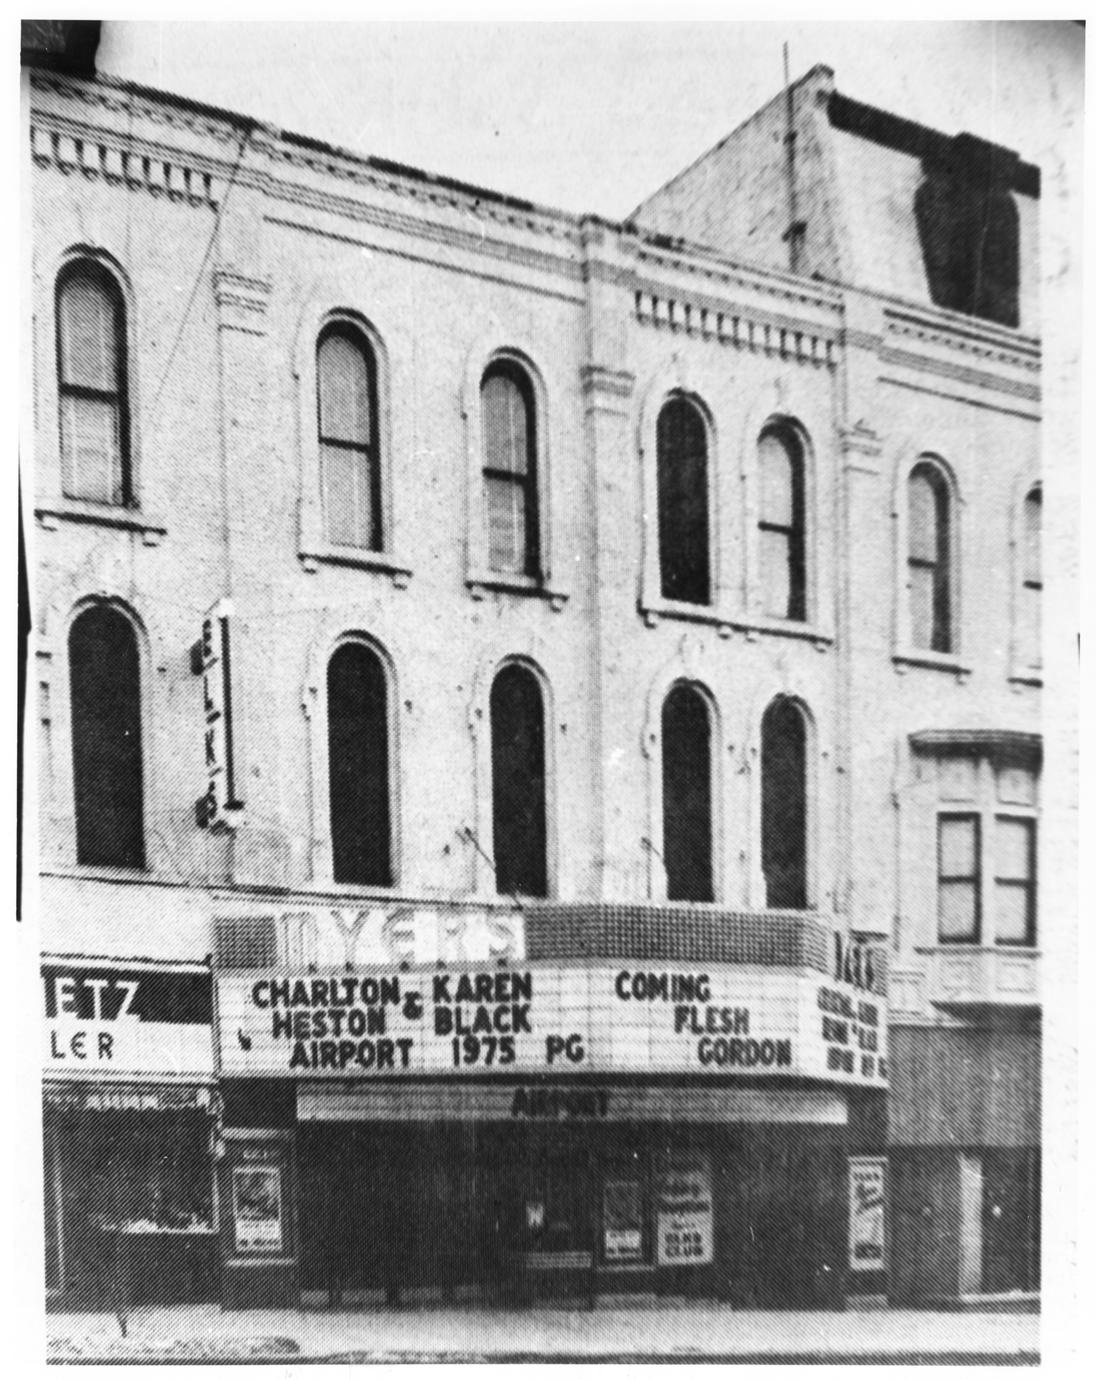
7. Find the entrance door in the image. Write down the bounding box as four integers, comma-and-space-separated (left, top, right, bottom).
982, 1149, 1039, 1293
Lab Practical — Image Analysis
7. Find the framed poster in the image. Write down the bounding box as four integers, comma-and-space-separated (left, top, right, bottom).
232, 1164, 284, 1255
656, 1154, 713, 1267
602, 1178, 645, 1264
848, 1157, 886, 1271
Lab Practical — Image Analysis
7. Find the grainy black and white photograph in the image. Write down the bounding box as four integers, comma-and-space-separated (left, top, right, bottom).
17, 14, 1081, 1369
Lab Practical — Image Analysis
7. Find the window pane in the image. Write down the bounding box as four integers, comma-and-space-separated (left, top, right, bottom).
318, 333, 371, 444
61, 395, 121, 503
322, 442, 371, 548
995, 884, 1032, 945
328, 643, 391, 886
59, 274, 117, 390
909, 564, 936, 649
939, 880, 978, 941
1018, 585, 1041, 667
486, 475, 526, 574
482, 372, 528, 476
996, 817, 1033, 882
1023, 491, 1041, 585
908, 471, 940, 563
661, 684, 713, 903
759, 433, 794, 526
760, 528, 792, 619
939, 816, 977, 877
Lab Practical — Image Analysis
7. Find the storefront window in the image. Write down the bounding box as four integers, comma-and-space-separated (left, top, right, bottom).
602, 1173, 647, 1265
514, 1153, 589, 1255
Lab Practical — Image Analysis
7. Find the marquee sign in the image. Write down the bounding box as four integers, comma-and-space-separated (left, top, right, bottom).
43, 962, 215, 1080
217, 963, 887, 1088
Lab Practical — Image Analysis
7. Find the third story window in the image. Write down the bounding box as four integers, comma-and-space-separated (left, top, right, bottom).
482, 361, 540, 578
1019, 488, 1042, 668
56, 262, 131, 506
758, 427, 806, 621
908, 462, 953, 653
656, 395, 710, 605
317, 324, 381, 551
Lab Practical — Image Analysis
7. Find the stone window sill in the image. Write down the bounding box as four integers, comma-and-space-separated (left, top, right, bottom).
1009, 668, 1043, 689
467, 570, 568, 611
640, 598, 833, 648
639, 596, 733, 635
299, 546, 412, 587
36, 500, 167, 547
893, 649, 971, 680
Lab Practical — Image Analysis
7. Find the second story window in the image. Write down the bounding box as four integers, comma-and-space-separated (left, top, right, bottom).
994, 816, 1037, 946
908, 461, 953, 653
490, 663, 547, 897
656, 395, 710, 605
327, 641, 392, 886
661, 682, 714, 903
758, 427, 806, 621
761, 697, 808, 909
482, 362, 539, 578
937, 813, 981, 943
69, 604, 144, 868
317, 324, 381, 551
56, 262, 131, 506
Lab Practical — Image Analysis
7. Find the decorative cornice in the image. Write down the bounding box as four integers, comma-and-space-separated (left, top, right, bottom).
634, 287, 836, 368
909, 729, 1042, 762
31, 70, 242, 143
884, 306, 1041, 373
632, 242, 843, 315
879, 345, 1040, 403
30, 120, 222, 208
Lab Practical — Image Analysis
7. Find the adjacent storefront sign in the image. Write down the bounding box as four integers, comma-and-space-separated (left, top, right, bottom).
848, 1157, 886, 1271
195, 599, 244, 831
218, 964, 886, 1088
656, 1154, 714, 1267
603, 1179, 645, 1263
43, 962, 214, 1079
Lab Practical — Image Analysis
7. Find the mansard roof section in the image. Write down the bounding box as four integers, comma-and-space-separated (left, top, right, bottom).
632, 64, 1042, 336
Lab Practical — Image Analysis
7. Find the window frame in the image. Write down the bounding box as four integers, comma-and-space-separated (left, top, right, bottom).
757, 423, 807, 624
759, 695, 811, 911
1011, 481, 1042, 683
892, 451, 966, 675
294, 298, 410, 584
315, 320, 383, 555
655, 392, 712, 608
936, 812, 982, 945
993, 814, 1037, 948
480, 359, 541, 581
660, 680, 715, 904
326, 638, 394, 889
488, 660, 550, 900
462, 341, 567, 608
907, 461, 953, 655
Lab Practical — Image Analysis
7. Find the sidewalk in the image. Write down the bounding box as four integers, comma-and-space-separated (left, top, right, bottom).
47, 1303, 1040, 1364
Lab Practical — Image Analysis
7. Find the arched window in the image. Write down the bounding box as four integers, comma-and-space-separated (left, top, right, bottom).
317, 323, 381, 550
490, 663, 547, 897
661, 683, 714, 902
481, 361, 540, 577
761, 698, 808, 909
908, 461, 952, 653
656, 395, 710, 605
327, 642, 391, 885
69, 605, 144, 867
56, 262, 131, 505
758, 426, 806, 621
1019, 487, 1041, 668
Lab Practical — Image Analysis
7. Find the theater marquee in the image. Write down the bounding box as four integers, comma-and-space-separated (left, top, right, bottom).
217, 963, 887, 1088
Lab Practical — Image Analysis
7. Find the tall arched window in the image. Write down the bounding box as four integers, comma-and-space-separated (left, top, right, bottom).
317, 323, 380, 550
56, 262, 131, 505
482, 361, 540, 578
657, 395, 710, 605
490, 663, 547, 897
69, 605, 144, 868
1019, 487, 1042, 668
758, 426, 806, 621
327, 642, 391, 885
661, 683, 714, 902
908, 461, 952, 652
761, 697, 808, 909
